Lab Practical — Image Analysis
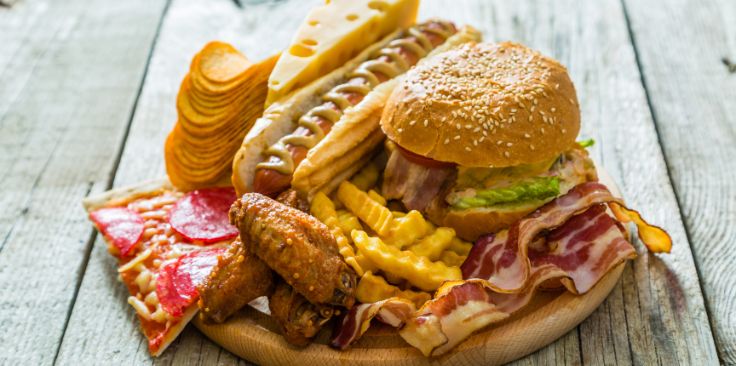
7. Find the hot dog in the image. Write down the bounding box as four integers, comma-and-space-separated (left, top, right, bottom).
232, 21, 482, 198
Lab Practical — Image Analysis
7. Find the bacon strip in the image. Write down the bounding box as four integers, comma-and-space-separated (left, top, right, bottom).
330, 297, 415, 350
460, 182, 662, 292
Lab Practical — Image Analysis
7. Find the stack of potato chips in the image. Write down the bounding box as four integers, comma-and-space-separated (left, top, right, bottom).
165, 42, 277, 191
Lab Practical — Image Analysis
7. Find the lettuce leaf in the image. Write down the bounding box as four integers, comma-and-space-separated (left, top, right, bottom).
451, 177, 560, 209
577, 138, 595, 148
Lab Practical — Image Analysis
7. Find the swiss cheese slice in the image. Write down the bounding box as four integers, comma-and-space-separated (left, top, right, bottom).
265, 0, 419, 106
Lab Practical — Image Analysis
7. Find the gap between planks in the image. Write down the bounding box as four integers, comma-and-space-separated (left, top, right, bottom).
50, 1, 174, 364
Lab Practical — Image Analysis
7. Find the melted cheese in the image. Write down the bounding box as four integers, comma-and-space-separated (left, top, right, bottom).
266, 0, 419, 105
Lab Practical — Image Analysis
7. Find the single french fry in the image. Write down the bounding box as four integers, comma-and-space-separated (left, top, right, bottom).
447, 236, 473, 256
439, 250, 467, 267
356, 271, 431, 308
384, 210, 432, 248
338, 181, 394, 237
350, 160, 380, 191
407, 227, 455, 261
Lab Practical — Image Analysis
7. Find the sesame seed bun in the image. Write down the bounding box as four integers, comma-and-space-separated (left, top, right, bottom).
380, 42, 580, 167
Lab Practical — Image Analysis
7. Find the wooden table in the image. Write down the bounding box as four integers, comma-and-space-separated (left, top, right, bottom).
1, 0, 733, 364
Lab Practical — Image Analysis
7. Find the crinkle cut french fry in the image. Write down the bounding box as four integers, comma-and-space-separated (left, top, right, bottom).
350, 160, 380, 191
447, 237, 473, 256
354, 250, 377, 274
368, 190, 387, 206
356, 271, 431, 308
338, 181, 393, 237
439, 250, 467, 267
352, 230, 462, 291
407, 227, 455, 261
336, 210, 363, 236
384, 210, 432, 248
310, 192, 362, 275
310, 192, 338, 224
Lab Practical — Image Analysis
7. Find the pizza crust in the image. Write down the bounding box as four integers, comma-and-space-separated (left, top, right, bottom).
82, 178, 173, 212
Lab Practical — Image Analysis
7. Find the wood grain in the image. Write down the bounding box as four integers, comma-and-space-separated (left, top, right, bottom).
53, 0, 318, 364
0, 0, 167, 364
622, 0, 736, 363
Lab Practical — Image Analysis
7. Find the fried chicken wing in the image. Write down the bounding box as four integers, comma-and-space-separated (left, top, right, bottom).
276, 188, 310, 213
269, 281, 334, 346
197, 237, 274, 323
230, 193, 356, 307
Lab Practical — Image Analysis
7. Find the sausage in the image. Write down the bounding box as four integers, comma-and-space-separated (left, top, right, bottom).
252, 20, 458, 197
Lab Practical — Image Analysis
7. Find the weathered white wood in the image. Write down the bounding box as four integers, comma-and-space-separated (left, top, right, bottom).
51, 0, 720, 365
622, 0, 736, 363
53, 0, 317, 364
0, 0, 167, 364
419, 0, 718, 364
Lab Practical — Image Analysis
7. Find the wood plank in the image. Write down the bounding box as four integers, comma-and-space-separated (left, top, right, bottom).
621, 0, 736, 363
418, 0, 718, 364
0, 0, 167, 364
53, 0, 318, 364
55, 0, 718, 365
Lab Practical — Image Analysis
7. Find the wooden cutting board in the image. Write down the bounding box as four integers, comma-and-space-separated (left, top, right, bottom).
195, 167, 627, 365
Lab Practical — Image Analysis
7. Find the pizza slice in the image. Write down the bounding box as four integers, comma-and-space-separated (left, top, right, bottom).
83, 179, 239, 356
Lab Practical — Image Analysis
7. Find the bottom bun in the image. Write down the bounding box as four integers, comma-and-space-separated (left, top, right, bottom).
438, 200, 543, 241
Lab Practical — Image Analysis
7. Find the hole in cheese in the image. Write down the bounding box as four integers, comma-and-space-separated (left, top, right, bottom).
302, 38, 318, 46
346, 13, 359, 21
368, 1, 388, 11
289, 44, 315, 58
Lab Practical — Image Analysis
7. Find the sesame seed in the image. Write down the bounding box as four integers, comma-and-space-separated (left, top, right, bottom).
506, 142, 513, 147
497, 140, 503, 145
524, 133, 531, 138
454, 135, 461, 140
409, 120, 416, 126
444, 138, 450, 144
504, 151, 510, 157
465, 147, 472, 151
424, 119, 429, 127
551, 107, 556, 112
397, 128, 403, 133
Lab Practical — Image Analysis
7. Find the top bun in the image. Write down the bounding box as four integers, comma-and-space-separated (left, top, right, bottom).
381, 42, 580, 167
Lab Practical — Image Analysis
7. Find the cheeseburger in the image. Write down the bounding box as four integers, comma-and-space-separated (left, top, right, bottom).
380, 42, 597, 240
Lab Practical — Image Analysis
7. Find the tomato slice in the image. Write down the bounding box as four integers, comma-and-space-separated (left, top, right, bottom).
397, 145, 455, 169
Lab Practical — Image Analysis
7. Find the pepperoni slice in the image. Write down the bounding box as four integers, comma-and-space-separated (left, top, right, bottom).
156, 246, 226, 317
169, 187, 239, 244
89, 207, 145, 257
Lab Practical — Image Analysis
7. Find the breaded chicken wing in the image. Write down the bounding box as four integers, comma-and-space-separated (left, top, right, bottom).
230, 193, 356, 307
197, 237, 274, 323
269, 281, 334, 346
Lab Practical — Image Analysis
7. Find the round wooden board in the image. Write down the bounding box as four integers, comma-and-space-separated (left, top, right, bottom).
195, 167, 626, 365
